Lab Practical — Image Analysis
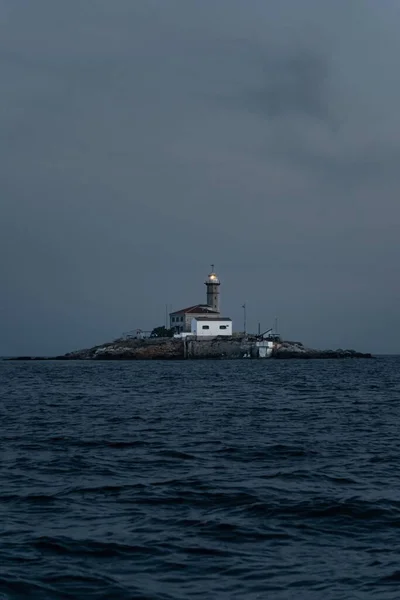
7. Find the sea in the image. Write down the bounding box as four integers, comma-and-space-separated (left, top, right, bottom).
1, 357, 400, 600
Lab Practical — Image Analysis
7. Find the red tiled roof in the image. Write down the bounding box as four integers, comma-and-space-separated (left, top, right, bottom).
170, 304, 219, 315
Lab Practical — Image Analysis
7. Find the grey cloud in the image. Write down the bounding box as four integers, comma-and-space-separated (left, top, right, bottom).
1, 0, 400, 355
247, 47, 331, 122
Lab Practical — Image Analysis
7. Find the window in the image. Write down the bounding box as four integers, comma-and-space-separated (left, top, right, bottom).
219, 325, 227, 330
172, 317, 175, 323
202, 325, 210, 330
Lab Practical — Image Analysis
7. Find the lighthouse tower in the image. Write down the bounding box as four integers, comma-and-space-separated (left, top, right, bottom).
205, 265, 220, 313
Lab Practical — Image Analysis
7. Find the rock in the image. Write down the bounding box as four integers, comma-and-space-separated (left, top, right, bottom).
272, 341, 371, 359
185, 336, 252, 359
5, 336, 372, 361
52, 337, 185, 360
4, 356, 47, 361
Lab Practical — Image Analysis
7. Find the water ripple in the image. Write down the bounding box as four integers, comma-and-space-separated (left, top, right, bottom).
1, 357, 400, 599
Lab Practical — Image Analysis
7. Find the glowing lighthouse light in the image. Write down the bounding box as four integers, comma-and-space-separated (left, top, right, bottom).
205, 265, 220, 311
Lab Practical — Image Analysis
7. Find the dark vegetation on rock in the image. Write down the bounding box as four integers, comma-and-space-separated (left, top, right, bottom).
150, 326, 175, 338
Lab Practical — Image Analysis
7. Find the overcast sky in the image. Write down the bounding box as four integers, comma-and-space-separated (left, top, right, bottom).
1, 0, 399, 355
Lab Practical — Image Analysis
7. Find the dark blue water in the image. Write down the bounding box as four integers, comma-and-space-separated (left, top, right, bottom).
1, 358, 400, 599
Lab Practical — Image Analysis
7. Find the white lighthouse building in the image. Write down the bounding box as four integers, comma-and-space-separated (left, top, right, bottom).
205, 266, 220, 312
169, 266, 232, 336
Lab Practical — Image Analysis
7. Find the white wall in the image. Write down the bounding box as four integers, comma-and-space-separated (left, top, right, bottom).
256, 340, 274, 357
173, 332, 194, 338
171, 311, 219, 332
191, 319, 232, 337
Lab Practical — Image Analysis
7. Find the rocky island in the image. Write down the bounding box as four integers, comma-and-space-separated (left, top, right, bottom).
5, 268, 372, 361
7, 335, 372, 361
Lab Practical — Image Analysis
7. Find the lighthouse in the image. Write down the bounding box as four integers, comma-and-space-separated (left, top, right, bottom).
169, 265, 230, 333
205, 265, 220, 313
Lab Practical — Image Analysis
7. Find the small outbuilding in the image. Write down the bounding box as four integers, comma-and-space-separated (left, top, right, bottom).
191, 317, 232, 337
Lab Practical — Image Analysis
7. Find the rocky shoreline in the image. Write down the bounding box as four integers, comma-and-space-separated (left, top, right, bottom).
273, 341, 371, 359
5, 336, 372, 361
